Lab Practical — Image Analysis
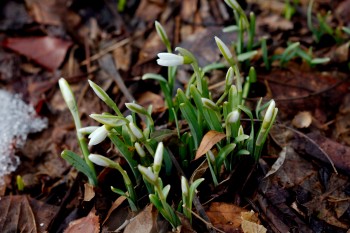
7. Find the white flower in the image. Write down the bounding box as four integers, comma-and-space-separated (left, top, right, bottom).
181, 176, 189, 196
157, 53, 184, 66
78, 126, 99, 135
58, 78, 75, 109
153, 142, 164, 168
129, 122, 144, 140
88, 154, 110, 167
215, 36, 233, 60
138, 165, 157, 183
227, 110, 240, 123
135, 142, 146, 158
263, 100, 276, 123
88, 125, 108, 146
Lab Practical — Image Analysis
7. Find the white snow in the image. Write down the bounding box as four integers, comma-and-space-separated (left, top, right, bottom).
0, 89, 47, 184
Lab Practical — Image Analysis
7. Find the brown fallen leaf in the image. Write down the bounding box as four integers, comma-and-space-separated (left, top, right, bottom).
241, 211, 267, 233
195, 130, 225, 160
64, 210, 100, 233
84, 183, 95, 202
0, 195, 59, 233
292, 111, 312, 128
206, 202, 244, 233
2, 36, 72, 71
123, 205, 157, 233
25, 0, 67, 26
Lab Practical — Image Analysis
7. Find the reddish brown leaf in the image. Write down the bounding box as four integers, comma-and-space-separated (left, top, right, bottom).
195, 130, 225, 160
64, 210, 100, 233
3, 36, 72, 71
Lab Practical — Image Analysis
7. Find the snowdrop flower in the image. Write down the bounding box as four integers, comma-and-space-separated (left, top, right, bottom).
263, 100, 276, 124
157, 53, 185, 66
58, 78, 76, 111
88, 125, 109, 146
227, 110, 240, 123
138, 165, 157, 184
135, 142, 146, 158
181, 176, 189, 196
129, 122, 144, 140
153, 142, 164, 174
88, 154, 111, 167
78, 126, 100, 135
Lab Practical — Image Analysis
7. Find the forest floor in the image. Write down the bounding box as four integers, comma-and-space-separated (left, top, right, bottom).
0, 0, 350, 232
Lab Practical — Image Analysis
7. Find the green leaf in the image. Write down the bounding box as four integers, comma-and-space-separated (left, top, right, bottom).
215, 143, 236, 172
111, 186, 126, 196
237, 50, 258, 62
108, 132, 140, 181
61, 150, 97, 186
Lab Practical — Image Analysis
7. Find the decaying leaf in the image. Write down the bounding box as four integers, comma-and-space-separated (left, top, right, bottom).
0, 195, 59, 233
264, 147, 287, 178
64, 210, 100, 233
190, 159, 209, 183
123, 205, 157, 233
241, 211, 267, 233
206, 202, 244, 233
195, 130, 225, 160
292, 111, 312, 128
2, 36, 72, 71
84, 183, 95, 202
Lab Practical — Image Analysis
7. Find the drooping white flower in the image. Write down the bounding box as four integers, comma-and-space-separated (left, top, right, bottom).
227, 110, 240, 123
129, 122, 144, 140
78, 126, 100, 135
58, 78, 76, 110
138, 165, 157, 183
88, 154, 111, 167
157, 53, 184, 66
135, 142, 146, 158
88, 125, 108, 146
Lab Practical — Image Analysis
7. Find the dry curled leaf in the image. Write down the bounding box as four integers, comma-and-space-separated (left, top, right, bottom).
241, 211, 267, 233
64, 210, 100, 233
195, 130, 225, 160
264, 147, 287, 178
292, 111, 312, 128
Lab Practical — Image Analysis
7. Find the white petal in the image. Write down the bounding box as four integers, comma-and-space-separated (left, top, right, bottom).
88, 154, 110, 167
227, 110, 240, 123
129, 122, 144, 139
153, 142, 164, 167
88, 125, 108, 146
264, 100, 276, 123
78, 126, 99, 134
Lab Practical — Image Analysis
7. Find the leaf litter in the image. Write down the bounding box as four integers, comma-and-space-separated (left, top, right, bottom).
1, 0, 350, 232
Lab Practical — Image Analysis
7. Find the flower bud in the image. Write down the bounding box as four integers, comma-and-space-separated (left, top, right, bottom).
129, 122, 144, 140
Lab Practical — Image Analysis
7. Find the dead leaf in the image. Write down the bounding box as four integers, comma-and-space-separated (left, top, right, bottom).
190, 159, 208, 184
102, 195, 127, 225
0, 195, 59, 233
2, 36, 72, 71
241, 211, 267, 233
25, 0, 67, 26
136, 91, 166, 114
264, 147, 287, 178
292, 111, 312, 128
64, 210, 100, 233
195, 130, 225, 160
124, 205, 157, 233
206, 202, 245, 233
84, 183, 95, 202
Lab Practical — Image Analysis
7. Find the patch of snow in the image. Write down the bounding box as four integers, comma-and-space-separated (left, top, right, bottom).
0, 90, 47, 184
